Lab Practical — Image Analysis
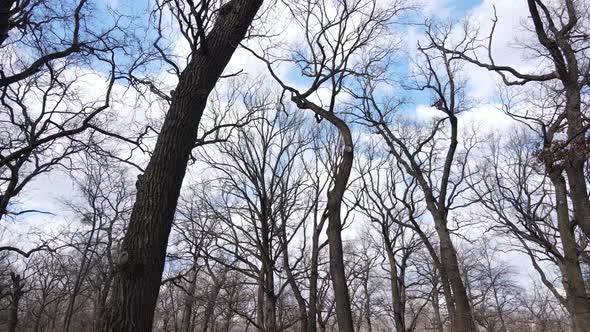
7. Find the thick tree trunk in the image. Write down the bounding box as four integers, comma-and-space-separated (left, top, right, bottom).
257, 269, 265, 330
264, 267, 277, 332
103, 1, 263, 330
326, 182, 354, 332
434, 216, 476, 332
0, 0, 15, 46
551, 173, 590, 332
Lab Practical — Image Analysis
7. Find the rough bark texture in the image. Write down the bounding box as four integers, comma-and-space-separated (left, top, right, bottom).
526, 0, 590, 240
103, 1, 263, 330
0, 0, 15, 46
550, 172, 590, 332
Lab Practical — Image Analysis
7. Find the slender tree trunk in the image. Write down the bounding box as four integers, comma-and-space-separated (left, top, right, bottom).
103, 1, 263, 330
65, 217, 100, 331
180, 271, 197, 332
383, 228, 405, 332
202, 281, 222, 332
291, 96, 355, 332
283, 230, 308, 332
431, 287, 444, 332
307, 224, 320, 332
362, 271, 373, 332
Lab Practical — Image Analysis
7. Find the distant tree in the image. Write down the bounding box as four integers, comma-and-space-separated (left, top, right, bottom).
0, 0, 128, 222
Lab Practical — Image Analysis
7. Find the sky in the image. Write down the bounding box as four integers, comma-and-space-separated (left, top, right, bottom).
1, 0, 556, 287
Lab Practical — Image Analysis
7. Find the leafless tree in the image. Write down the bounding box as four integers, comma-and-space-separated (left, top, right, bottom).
198, 101, 311, 331
350, 22, 481, 328
430, 0, 590, 242
355, 141, 429, 332
0, 0, 129, 222
471, 128, 590, 330
245, 1, 408, 329
105, 0, 264, 330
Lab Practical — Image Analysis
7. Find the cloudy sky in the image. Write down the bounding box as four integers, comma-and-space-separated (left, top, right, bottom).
3, 0, 551, 286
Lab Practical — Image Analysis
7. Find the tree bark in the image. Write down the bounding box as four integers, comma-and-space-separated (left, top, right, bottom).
550, 172, 590, 332
291, 96, 355, 332
0, 0, 15, 46
103, 1, 263, 330
434, 214, 475, 332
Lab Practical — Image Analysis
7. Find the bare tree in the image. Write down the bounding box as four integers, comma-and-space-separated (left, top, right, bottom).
431, 0, 590, 241
105, 0, 264, 330
199, 102, 310, 331
355, 142, 428, 332
245, 1, 408, 329
0, 0, 128, 222
351, 23, 480, 329
471, 129, 590, 330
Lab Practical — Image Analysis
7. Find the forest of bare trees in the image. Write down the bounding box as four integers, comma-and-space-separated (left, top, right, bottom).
0, 0, 588, 331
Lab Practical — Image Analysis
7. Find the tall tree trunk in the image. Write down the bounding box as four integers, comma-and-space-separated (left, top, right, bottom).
103, 1, 263, 330
434, 215, 475, 332
180, 271, 197, 332
282, 230, 308, 332
291, 96, 355, 332
65, 217, 99, 331
383, 231, 405, 332
551, 172, 590, 332
307, 188, 323, 332
431, 286, 444, 332
264, 267, 276, 332
362, 270, 373, 332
